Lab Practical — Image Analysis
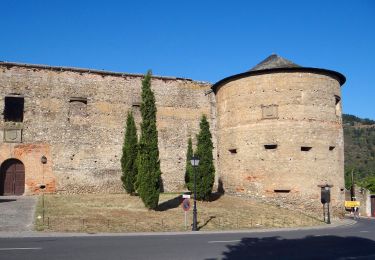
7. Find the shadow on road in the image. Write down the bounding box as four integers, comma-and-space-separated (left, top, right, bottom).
211, 235, 375, 260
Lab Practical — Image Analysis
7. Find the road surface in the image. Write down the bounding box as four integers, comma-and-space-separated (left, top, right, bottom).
0, 218, 374, 260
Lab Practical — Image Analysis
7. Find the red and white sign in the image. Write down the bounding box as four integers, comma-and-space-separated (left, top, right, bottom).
182, 198, 191, 211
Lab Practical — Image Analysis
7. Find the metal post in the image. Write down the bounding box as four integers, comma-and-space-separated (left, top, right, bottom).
323, 203, 326, 223
327, 202, 331, 224
42, 192, 45, 224
192, 165, 198, 231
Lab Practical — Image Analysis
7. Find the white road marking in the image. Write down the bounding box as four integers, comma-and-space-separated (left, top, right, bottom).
0, 248, 42, 251
208, 240, 241, 243
360, 230, 369, 233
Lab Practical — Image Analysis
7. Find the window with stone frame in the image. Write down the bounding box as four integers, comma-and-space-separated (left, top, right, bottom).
261, 104, 278, 119
69, 97, 88, 119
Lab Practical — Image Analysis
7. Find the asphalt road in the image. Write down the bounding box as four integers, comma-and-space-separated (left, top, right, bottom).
0, 218, 374, 260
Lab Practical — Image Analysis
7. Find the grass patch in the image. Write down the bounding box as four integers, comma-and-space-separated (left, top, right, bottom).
34, 193, 322, 233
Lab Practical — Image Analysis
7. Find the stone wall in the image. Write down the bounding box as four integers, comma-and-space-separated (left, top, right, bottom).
0, 61, 347, 217
215, 71, 345, 216
0, 63, 214, 194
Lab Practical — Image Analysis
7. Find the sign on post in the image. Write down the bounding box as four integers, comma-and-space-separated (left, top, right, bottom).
345, 201, 360, 208
182, 198, 191, 230
182, 198, 191, 211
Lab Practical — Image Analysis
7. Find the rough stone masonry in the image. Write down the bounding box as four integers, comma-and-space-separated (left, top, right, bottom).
0, 54, 346, 215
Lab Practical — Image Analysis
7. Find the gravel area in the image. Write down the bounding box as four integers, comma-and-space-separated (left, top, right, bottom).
0, 196, 37, 232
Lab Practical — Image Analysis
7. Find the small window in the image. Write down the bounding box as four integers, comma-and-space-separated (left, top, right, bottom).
329, 146, 335, 151
264, 144, 278, 150
262, 105, 278, 119
229, 149, 237, 154
274, 189, 290, 193
4, 96, 24, 122
301, 146, 312, 151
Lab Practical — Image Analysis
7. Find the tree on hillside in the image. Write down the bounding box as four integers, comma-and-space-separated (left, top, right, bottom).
195, 115, 215, 201
121, 111, 138, 195
184, 137, 194, 191
136, 70, 161, 209
362, 176, 375, 193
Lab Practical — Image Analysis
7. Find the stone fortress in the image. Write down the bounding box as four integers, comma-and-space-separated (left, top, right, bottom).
0, 54, 346, 214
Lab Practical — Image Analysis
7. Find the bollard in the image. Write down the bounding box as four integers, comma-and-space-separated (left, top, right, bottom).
47, 217, 50, 229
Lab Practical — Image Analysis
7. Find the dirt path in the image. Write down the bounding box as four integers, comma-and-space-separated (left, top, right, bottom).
0, 196, 37, 232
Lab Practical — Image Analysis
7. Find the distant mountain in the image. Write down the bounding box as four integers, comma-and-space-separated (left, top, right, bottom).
343, 114, 375, 190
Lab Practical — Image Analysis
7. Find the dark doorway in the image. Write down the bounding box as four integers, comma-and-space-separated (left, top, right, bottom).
0, 159, 25, 195
371, 195, 375, 217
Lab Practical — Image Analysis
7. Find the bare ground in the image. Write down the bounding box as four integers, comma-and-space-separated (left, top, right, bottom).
34, 193, 323, 233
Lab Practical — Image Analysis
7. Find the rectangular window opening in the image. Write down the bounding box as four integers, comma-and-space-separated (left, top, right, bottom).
229, 149, 237, 154
301, 146, 312, 151
274, 189, 291, 193
329, 146, 335, 151
4, 96, 24, 122
264, 144, 278, 150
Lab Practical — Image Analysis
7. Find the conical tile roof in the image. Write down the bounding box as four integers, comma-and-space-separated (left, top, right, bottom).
211, 54, 346, 93
250, 54, 300, 71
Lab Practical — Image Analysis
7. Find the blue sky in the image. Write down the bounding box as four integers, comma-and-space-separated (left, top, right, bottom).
1, 0, 374, 119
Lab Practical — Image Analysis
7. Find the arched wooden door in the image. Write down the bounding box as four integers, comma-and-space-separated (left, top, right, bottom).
0, 159, 25, 195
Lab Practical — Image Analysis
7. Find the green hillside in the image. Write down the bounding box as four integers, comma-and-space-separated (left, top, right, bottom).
343, 114, 375, 192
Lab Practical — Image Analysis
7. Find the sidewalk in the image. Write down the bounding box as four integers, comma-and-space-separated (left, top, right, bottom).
0, 196, 37, 232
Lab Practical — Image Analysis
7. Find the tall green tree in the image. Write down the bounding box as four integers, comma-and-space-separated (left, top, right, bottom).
195, 115, 215, 201
185, 137, 194, 191
136, 70, 161, 209
121, 111, 138, 195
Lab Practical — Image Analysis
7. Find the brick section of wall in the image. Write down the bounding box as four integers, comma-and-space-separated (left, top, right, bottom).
215, 72, 345, 216
0, 143, 54, 194
0, 65, 215, 194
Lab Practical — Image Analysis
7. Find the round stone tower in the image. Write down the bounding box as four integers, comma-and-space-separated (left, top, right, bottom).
212, 54, 346, 215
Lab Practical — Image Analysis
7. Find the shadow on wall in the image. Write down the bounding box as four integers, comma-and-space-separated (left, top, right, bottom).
209, 235, 375, 260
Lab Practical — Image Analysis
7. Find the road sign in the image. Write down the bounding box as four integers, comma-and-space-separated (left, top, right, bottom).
345, 201, 360, 207
182, 198, 191, 211
182, 194, 191, 199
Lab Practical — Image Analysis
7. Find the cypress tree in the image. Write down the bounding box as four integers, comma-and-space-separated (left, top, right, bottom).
185, 137, 194, 191
195, 115, 215, 201
121, 111, 138, 195
136, 70, 161, 209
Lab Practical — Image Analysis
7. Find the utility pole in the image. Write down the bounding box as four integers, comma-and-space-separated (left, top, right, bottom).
351, 169, 355, 201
